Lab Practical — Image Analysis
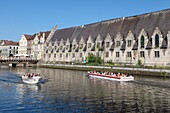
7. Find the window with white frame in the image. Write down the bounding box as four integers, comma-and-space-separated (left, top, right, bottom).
116, 52, 119, 57
127, 52, 132, 57
155, 51, 160, 57
127, 40, 132, 47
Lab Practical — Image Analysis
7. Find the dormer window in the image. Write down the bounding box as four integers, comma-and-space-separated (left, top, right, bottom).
140, 35, 145, 48
127, 52, 132, 57
127, 40, 132, 47
66, 45, 69, 50
60, 46, 62, 50
106, 42, 110, 48
79, 44, 83, 49
88, 43, 91, 48
73, 45, 76, 49
155, 34, 159, 48
116, 41, 120, 47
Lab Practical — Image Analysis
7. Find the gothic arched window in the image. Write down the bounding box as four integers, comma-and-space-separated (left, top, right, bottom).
140, 35, 144, 48
155, 34, 159, 48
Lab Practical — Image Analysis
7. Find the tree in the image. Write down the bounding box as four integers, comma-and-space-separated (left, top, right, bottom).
87, 53, 103, 64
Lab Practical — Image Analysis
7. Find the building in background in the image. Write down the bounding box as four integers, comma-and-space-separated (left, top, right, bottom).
18, 34, 34, 57
32, 31, 50, 60
0, 40, 19, 58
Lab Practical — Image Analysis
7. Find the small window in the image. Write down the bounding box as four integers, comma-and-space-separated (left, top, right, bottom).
106, 52, 109, 57
66, 45, 69, 50
116, 52, 119, 57
79, 44, 83, 49
73, 45, 76, 49
60, 46, 62, 50
80, 53, 82, 58
106, 42, 110, 48
116, 41, 120, 47
66, 53, 68, 58
141, 35, 145, 48
60, 53, 62, 58
155, 51, 160, 58
127, 52, 132, 57
127, 40, 132, 47
97, 42, 100, 48
155, 34, 159, 48
72, 53, 75, 58
140, 51, 145, 57
49, 54, 51, 58
54, 54, 56, 58
88, 43, 91, 48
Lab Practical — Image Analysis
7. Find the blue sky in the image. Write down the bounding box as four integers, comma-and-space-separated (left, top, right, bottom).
0, 0, 170, 41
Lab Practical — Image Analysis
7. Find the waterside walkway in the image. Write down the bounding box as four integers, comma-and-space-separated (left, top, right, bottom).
40, 64, 170, 77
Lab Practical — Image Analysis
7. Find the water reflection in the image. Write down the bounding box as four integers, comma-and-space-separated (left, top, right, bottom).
0, 67, 170, 112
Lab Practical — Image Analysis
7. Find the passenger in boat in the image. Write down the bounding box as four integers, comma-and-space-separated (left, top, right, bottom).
117, 73, 121, 77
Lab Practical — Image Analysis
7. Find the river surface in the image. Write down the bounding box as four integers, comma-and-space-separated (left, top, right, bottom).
0, 66, 170, 113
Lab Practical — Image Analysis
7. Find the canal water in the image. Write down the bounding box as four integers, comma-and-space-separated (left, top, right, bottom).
0, 67, 170, 113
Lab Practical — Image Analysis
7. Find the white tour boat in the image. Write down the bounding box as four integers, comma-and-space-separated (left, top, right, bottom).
88, 71, 134, 81
22, 75, 41, 84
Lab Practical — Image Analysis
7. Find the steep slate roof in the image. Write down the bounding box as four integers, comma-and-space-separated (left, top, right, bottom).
110, 43, 115, 51
160, 37, 168, 49
51, 27, 77, 42
50, 8, 170, 43
132, 40, 138, 50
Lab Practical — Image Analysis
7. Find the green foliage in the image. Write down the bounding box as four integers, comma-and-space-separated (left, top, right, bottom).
87, 53, 103, 64
136, 59, 142, 68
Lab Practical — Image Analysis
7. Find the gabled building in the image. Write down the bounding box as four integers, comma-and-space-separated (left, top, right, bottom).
32, 31, 50, 60
0, 40, 19, 58
18, 34, 34, 57
44, 9, 170, 66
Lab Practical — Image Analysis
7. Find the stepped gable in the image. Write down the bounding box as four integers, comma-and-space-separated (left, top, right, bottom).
50, 9, 170, 43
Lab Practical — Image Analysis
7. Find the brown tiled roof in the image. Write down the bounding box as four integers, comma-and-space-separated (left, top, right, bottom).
1, 40, 19, 46
28, 34, 36, 40
50, 8, 170, 45
24, 34, 32, 40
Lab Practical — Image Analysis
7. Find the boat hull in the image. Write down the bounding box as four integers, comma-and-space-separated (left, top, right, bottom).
22, 78, 40, 84
88, 73, 134, 81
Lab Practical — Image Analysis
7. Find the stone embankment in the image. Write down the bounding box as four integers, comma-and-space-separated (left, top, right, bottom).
39, 64, 170, 78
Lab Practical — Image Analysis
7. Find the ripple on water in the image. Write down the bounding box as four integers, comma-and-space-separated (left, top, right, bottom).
0, 69, 170, 112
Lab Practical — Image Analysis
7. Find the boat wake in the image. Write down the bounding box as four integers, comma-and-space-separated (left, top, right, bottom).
0, 72, 48, 84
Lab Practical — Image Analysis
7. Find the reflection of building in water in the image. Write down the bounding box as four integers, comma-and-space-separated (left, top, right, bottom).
16, 84, 42, 104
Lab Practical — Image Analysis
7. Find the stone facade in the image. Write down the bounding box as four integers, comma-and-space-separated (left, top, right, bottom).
44, 9, 170, 66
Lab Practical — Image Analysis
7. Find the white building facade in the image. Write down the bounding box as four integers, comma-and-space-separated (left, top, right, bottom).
43, 9, 170, 66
